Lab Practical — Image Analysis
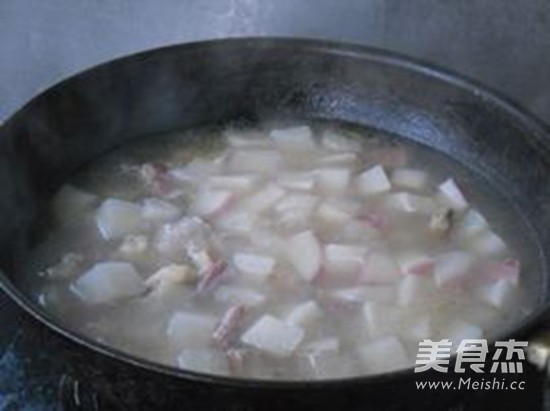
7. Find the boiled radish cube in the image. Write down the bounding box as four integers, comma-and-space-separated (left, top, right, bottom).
358, 336, 410, 373
360, 252, 401, 284
141, 198, 181, 223
440, 319, 483, 348
273, 193, 319, 216
456, 209, 489, 238
324, 244, 367, 276
53, 184, 97, 219
208, 174, 259, 193
397, 275, 437, 306
232, 252, 276, 281
397, 253, 435, 276
243, 184, 286, 213
224, 129, 269, 148
191, 189, 233, 218
385, 192, 437, 214
391, 168, 428, 191
285, 230, 322, 281
72, 262, 145, 304
439, 179, 468, 211
96, 198, 146, 240
356, 165, 391, 196
227, 150, 282, 174
214, 285, 267, 307
269, 126, 315, 151
215, 208, 257, 234
241, 315, 304, 357
469, 231, 507, 257
477, 278, 517, 309
433, 251, 474, 289
166, 312, 217, 349
170, 158, 220, 182
321, 130, 361, 152
177, 348, 229, 375
315, 201, 355, 228
285, 301, 322, 329
304, 337, 340, 356
314, 168, 351, 194
329, 285, 396, 305
318, 152, 358, 167
402, 315, 433, 341
363, 303, 403, 338
277, 172, 316, 191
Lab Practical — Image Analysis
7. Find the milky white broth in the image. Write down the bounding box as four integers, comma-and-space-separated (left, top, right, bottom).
25, 123, 534, 380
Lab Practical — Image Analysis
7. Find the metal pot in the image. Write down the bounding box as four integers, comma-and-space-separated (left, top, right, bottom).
0, 38, 548, 410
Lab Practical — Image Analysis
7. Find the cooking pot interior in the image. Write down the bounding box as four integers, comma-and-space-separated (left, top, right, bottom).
0, 39, 548, 369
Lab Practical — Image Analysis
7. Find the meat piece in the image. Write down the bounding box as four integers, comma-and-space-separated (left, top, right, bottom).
429, 208, 454, 236
145, 264, 195, 295
41, 252, 84, 280
212, 304, 246, 347
118, 234, 148, 257
225, 348, 246, 374
196, 260, 227, 293
139, 162, 177, 197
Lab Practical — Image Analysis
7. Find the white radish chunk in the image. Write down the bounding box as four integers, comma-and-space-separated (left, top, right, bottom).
224, 129, 268, 148
215, 208, 257, 234
53, 185, 97, 219
456, 209, 489, 238
403, 315, 433, 341
385, 192, 437, 214
397, 275, 437, 306
191, 189, 233, 218
324, 244, 367, 276
286, 230, 322, 281
285, 301, 322, 329
329, 285, 396, 305
314, 168, 351, 194
439, 178, 468, 211
177, 348, 229, 374
118, 234, 148, 258
440, 320, 483, 348
278, 172, 316, 191
477, 278, 517, 309
96, 198, 146, 240
72, 262, 145, 304
304, 337, 340, 356
360, 252, 401, 284
433, 251, 474, 290
214, 285, 267, 307
241, 315, 304, 357
469, 231, 507, 257
391, 168, 428, 191
166, 312, 217, 349
364, 303, 414, 338
141, 198, 181, 223
269, 126, 315, 151
321, 130, 361, 152
243, 184, 286, 213
318, 152, 358, 167
274, 193, 319, 216
356, 165, 391, 196
170, 158, 220, 182
358, 336, 410, 373
208, 174, 259, 193
397, 253, 435, 276
315, 201, 355, 228
227, 150, 282, 174
233, 253, 276, 281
